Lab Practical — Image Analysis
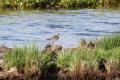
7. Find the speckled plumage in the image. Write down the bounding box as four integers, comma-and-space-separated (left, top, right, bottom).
47, 33, 59, 41
47, 33, 60, 45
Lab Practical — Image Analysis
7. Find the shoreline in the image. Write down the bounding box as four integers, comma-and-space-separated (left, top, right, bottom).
0, 33, 120, 79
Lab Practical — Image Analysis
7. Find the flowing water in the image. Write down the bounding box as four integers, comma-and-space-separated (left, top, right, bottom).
0, 8, 120, 48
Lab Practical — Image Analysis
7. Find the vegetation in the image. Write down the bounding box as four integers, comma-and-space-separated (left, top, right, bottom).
0, 0, 120, 8
2, 33, 120, 79
3, 44, 57, 72
98, 33, 120, 50
3, 45, 40, 70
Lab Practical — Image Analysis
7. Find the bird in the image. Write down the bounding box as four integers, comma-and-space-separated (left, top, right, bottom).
46, 33, 60, 46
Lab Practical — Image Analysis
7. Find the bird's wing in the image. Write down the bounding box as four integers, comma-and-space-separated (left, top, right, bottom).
46, 35, 57, 40
46, 38, 51, 40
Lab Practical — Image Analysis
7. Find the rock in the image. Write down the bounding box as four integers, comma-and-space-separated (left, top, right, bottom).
50, 45, 62, 58
51, 45, 62, 52
41, 44, 62, 54
45, 44, 52, 48
41, 44, 52, 53
0, 45, 12, 54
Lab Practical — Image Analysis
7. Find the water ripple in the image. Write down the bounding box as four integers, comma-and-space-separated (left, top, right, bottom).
0, 9, 120, 48
74, 33, 100, 36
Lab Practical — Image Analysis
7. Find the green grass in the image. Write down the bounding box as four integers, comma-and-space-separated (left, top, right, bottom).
3, 45, 39, 69
56, 46, 120, 72
0, 0, 119, 8
56, 33, 120, 71
3, 44, 52, 72
57, 49, 73, 67
98, 33, 120, 50
3, 33, 120, 73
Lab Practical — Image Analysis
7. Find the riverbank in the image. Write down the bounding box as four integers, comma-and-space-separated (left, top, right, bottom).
0, 0, 120, 8
0, 33, 120, 79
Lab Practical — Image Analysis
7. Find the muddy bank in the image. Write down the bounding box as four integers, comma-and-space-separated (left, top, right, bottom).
0, 66, 120, 80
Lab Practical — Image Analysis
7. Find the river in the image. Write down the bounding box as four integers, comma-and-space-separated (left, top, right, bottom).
0, 8, 120, 48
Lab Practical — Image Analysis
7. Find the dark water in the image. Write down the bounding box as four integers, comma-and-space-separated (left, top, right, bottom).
0, 8, 120, 48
